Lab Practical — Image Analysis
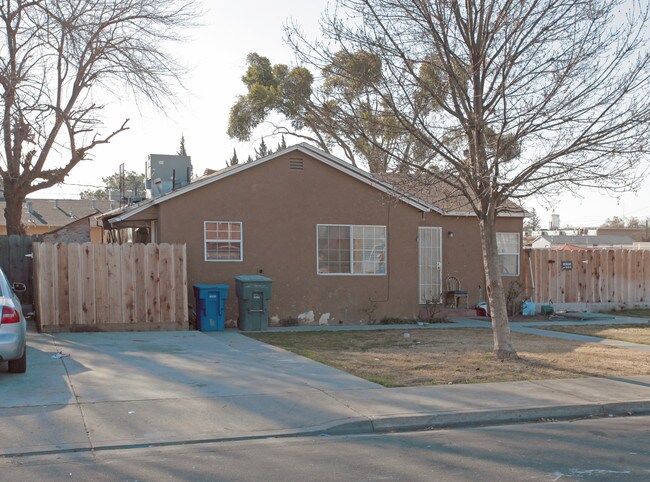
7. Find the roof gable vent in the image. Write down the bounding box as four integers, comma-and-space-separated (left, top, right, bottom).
289, 158, 304, 170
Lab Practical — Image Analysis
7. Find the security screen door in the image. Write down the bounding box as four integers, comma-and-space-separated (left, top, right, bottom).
418, 227, 442, 304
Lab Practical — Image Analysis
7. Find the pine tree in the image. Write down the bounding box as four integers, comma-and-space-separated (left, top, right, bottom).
255, 137, 269, 159
229, 148, 239, 166
276, 134, 287, 152
177, 134, 188, 156
246, 155, 253, 163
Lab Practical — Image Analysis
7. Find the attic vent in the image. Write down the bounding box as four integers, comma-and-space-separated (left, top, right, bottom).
289, 158, 304, 170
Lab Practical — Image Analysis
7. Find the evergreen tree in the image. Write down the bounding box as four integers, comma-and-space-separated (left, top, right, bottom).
255, 137, 270, 159
177, 134, 188, 156
246, 155, 253, 163
276, 135, 287, 152
229, 148, 239, 166
523, 208, 541, 232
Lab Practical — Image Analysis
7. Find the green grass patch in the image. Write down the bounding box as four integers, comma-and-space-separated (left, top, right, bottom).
599, 309, 650, 318
541, 323, 650, 345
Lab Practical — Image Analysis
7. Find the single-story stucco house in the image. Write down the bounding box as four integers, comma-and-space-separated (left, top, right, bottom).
99, 143, 524, 324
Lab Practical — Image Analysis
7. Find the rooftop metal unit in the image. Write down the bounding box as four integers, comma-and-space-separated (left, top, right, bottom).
145, 154, 192, 198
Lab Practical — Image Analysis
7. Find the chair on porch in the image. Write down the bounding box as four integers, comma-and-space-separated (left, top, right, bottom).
444, 276, 469, 309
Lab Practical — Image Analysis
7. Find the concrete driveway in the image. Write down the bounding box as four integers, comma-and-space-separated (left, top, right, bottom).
4, 321, 650, 458
0, 330, 378, 456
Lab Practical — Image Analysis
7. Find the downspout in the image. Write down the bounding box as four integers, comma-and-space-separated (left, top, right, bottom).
528, 250, 535, 302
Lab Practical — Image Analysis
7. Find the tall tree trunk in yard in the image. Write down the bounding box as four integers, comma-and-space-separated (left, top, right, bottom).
479, 215, 517, 360
2, 181, 26, 235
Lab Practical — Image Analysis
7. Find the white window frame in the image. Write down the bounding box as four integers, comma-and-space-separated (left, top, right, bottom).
204, 221, 243, 262
316, 224, 387, 276
496, 232, 520, 276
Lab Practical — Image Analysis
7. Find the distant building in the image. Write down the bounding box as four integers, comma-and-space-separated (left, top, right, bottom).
531, 234, 637, 249
550, 213, 560, 230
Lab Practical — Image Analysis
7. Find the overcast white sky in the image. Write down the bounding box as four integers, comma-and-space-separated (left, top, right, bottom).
32, 0, 650, 229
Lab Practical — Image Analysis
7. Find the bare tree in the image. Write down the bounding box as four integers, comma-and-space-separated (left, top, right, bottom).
287, 0, 650, 359
0, 0, 197, 234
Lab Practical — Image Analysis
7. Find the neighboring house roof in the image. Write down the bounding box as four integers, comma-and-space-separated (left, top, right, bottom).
533, 234, 637, 247
0, 199, 118, 228
548, 244, 592, 251
374, 173, 525, 216
101, 143, 525, 224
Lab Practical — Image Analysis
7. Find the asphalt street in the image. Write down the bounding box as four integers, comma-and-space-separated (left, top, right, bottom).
2, 414, 649, 481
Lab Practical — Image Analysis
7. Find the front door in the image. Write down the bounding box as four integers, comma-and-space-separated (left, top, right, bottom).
418, 227, 442, 304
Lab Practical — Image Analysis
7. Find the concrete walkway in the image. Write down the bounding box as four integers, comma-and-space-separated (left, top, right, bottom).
1, 319, 649, 458
462, 315, 650, 352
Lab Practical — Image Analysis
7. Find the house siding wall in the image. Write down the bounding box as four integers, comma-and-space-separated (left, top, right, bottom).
41, 217, 91, 243
156, 152, 523, 323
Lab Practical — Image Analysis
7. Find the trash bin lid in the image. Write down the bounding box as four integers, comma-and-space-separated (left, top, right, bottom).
234, 275, 272, 283
193, 284, 229, 299
193, 284, 230, 290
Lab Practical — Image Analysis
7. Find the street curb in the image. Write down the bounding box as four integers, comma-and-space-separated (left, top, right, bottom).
3, 400, 650, 459
322, 400, 650, 435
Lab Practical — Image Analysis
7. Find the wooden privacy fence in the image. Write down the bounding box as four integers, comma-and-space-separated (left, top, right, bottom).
522, 248, 650, 304
0, 235, 38, 307
33, 243, 188, 332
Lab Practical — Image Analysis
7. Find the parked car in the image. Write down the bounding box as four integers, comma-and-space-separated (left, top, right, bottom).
0, 266, 27, 373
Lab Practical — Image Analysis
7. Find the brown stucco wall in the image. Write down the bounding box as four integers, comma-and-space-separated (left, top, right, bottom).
155, 152, 523, 324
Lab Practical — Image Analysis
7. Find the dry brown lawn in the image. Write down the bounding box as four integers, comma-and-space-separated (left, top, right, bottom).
541, 324, 650, 345
247, 328, 650, 387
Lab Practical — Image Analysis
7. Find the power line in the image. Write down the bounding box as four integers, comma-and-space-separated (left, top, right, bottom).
60, 182, 106, 189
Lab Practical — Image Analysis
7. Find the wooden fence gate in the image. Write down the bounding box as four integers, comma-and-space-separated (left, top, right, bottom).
522, 248, 650, 304
33, 243, 188, 332
0, 235, 38, 308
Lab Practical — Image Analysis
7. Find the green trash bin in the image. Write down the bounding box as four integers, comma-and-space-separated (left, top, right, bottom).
234, 275, 272, 331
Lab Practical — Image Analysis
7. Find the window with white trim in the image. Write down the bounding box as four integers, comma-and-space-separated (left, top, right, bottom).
496, 232, 520, 276
204, 221, 243, 261
317, 225, 386, 275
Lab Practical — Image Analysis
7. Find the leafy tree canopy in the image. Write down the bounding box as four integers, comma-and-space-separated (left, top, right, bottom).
80, 171, 145, 200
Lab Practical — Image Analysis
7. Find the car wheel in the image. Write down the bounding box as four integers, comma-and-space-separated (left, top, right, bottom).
8, 349, 27, 374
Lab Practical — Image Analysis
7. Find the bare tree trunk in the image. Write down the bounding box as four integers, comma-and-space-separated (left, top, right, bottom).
478, 217, 517, 360
2, 185, 26, 235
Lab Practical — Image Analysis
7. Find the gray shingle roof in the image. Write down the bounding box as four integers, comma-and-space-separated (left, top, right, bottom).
0, 199, 119, 228
539, 235, 636, 246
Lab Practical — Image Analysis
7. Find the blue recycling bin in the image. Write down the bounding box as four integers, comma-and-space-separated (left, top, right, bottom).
193, 284, 229, 331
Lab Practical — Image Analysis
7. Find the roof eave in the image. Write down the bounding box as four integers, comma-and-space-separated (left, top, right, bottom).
443, 210, 525, 218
